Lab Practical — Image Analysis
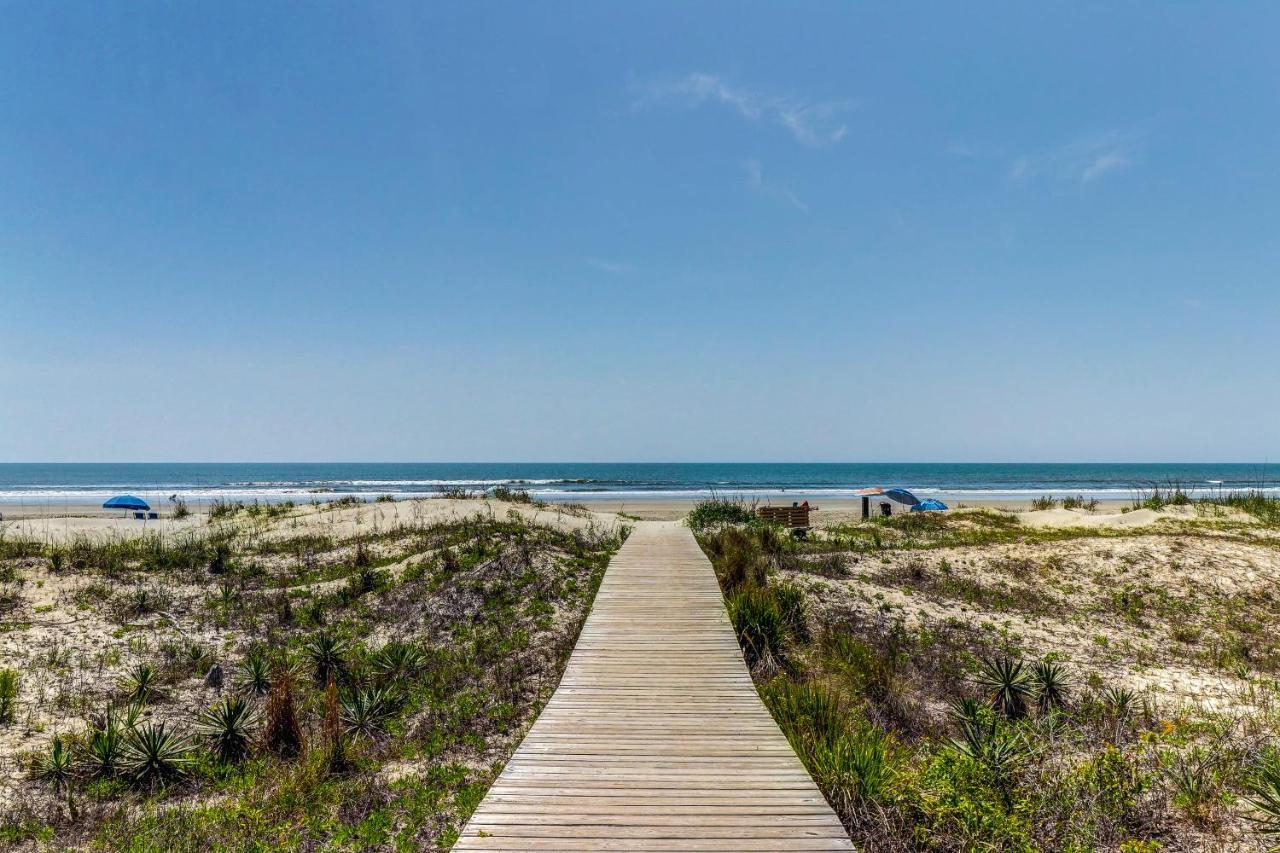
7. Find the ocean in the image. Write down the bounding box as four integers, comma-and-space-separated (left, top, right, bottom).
0, 462, 1276, 505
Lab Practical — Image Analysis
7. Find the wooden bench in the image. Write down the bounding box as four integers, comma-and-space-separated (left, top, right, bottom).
756, 505, 812, 535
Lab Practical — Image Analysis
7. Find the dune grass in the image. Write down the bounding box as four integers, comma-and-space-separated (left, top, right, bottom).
0, 511, 627, 849
697, 522, 1280, 849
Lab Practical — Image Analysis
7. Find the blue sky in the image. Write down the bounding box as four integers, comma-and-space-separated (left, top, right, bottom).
2, 2, 1277, 462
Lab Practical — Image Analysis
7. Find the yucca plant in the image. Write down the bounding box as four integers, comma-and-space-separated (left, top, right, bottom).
196, 696, 261, 763
122, 663, 160, 704
952, 714, 1025, 808
183, 643, 210, 676
128, 588, 156, 616
952, 696, 988, 728
341, 685, 394, 741
118, 700, 145, 730
1166, 753, 1218, 825
368, 641, 424, 684
0, 668, 19, 724
82, 710, 127, 779
1030, 660, 1071, 713
34, 735, 76, 795
121, 722, 192, 789
304, 631, 351, 686
234, 651, 272, 697
975, 654, 1031, 719
1245, 757, 1280, 842
1102, 685, 1139, 719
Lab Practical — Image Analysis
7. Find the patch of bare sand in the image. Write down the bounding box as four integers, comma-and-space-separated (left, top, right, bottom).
1018, 504, 1253, 528
247, 498, 622, 542
1, 498, 625, 546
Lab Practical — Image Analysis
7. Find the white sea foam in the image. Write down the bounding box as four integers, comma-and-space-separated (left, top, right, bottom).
2, 484, 1277, 504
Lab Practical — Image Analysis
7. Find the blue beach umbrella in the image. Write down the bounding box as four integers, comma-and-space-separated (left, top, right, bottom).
911, 498, 948, 512
103, 495, 150, 512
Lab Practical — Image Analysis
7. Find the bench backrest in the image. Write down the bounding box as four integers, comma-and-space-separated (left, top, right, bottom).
756, 506, 811, 528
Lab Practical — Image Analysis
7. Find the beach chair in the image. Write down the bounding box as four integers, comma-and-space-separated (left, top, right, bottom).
147, 511, 159, 520
133, 511, 146, 520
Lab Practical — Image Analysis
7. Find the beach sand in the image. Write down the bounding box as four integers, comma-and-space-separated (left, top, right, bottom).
2, 495, 1157, 533
0, 497, 625, 543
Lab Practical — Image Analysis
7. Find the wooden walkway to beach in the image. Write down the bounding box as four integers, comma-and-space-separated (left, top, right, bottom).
453, 521, 853, 851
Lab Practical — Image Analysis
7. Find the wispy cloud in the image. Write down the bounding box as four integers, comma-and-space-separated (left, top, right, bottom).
742, 160, 809, 213
1080, 151, 1130, 182
634, 73, 855, 147
582, 257, 635, 274
1008, 131, 1140, 184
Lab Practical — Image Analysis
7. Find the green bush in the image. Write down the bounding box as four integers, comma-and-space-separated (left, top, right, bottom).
764, 680, 843, 748
687, 499, 754, 530
0, 669, 19, 724
727, 586, 787, 674
701, 527, 767, 590
809, 730, 888, 816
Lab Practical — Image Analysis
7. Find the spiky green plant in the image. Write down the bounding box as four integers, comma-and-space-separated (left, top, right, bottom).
727, 586, 787, 675
118, 700, 145, 730
33, 735, 75, 795
304, 631, 351, 686
1030, 660, 1071, 713
764, 681, 843, 750
235, 651, 272, 697
122, 663, 160, 704
1245, 757, 1280, 842
341, 685, 394, 740
83, 714, 125, 779
952, 712, 1025, 808
121, 722, 192, 788
183, 643, 210, 676
975, 655, 1031, 719
196, 696, 261, 763
808, 731, 887, 816
1167, 753, 1218, 825
368, 641, 424, 684
0, 668, 19, 724
1102, 685, 1139, 719
771, 582, 809, 643
951, 696, 989, 730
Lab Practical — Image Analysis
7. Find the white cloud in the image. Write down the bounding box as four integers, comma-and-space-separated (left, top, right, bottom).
1009, 131, 1139, 184
1080, 151, 1130, 182
635, 73, 855, 147
742, 159, 808, 213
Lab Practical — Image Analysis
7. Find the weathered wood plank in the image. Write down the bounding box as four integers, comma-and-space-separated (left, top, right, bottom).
452, 521, 853, 852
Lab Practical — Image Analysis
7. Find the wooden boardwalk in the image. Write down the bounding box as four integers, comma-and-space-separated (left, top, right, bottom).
454, 521, 853, 851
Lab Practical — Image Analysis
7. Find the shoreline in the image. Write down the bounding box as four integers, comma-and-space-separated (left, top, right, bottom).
0, 495, 1135, 524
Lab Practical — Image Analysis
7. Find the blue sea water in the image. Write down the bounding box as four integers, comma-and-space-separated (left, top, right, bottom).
0, 462, 1276, 505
